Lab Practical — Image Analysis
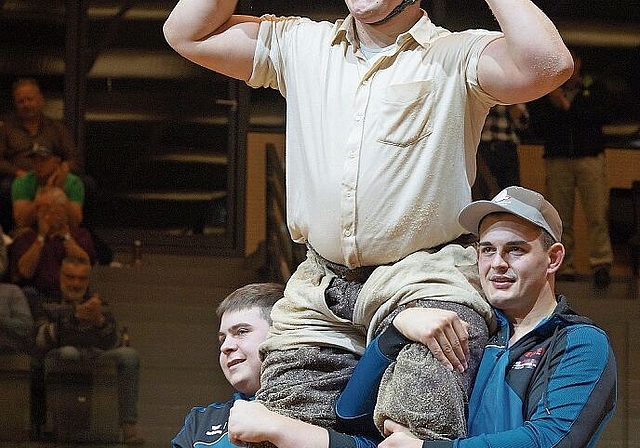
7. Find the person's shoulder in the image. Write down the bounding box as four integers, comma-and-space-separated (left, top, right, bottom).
556, 320, 613, 359
0, 113, 19, 126
260, 13, 337, 38
64, 172, 84, 189
65, 172, 82, 182
12, 171, 36, 185
183, 396, 237, 419
41, 114, 65, 127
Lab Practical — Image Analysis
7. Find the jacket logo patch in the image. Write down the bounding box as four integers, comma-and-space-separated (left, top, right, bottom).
205, 424, 224, 436
513, 347, 545, 370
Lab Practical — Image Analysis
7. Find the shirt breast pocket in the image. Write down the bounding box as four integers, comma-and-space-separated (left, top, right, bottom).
376, 80, 434, 147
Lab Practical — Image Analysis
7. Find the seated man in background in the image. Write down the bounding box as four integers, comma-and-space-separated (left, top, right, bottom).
0, 282, 33, 354
10, 189, 95, 300
32, 256, 143, 445
339, 186, 617, 448
0, 224, 33, 354
0, 78, 80, 234
11, 144, 84, 231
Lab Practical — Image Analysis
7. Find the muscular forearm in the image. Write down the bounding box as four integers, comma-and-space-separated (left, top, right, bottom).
481, 0, 573, 103
265, 414, 330, 448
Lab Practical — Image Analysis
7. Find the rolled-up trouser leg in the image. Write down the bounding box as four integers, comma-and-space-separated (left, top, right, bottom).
373, 300, 489, 440
256, 346, 359, 426
248, 346, 359, 448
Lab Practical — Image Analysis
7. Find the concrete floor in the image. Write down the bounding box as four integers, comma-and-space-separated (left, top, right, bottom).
2, 247, 638, 448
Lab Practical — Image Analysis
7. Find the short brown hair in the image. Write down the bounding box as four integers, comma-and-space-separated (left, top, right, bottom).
216, 283, 284, 324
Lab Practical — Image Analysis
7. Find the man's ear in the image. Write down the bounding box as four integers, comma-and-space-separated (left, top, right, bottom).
547, 242, 565, 274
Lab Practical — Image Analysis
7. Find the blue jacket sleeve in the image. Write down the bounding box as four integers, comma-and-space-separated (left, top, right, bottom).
335, 324, 410, 441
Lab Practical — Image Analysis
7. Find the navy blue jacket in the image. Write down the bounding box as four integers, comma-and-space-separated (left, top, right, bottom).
172, 392, 251, 448
172, 392, 378, 448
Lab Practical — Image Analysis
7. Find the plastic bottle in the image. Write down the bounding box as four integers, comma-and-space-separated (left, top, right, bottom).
119, 326, 130, 347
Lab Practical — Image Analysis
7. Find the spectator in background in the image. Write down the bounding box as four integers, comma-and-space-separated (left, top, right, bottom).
0, 78, 80, 234
0, 224, 33, 354
474, 104, 529, 199
10, 189, 95, 300
32, 256, 143, 445
528, 51, 615, 287
0, 282, 33, 354
11, 145, 84, 231
0, 79, 110, 265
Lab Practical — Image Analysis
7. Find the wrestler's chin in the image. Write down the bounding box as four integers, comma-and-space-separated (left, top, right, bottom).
345, 0, 401, 23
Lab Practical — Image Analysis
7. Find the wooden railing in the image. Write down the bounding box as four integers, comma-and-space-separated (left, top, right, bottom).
265, 143, 306, 282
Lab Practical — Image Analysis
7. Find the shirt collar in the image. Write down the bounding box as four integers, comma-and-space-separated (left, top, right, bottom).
330, 12, 441, 51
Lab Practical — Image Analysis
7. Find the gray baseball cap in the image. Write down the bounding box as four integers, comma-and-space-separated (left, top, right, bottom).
458, 186, 562, 242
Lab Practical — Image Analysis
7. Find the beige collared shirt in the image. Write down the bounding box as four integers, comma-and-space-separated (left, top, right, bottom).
249, 13, 501, 268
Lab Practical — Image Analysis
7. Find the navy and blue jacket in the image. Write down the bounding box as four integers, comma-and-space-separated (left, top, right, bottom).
171, 392, 378, 448
171, 392, 252, 448
337, 295, 617, 448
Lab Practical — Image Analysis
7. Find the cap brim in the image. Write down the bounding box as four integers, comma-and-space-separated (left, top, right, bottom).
458, 201, 512, 236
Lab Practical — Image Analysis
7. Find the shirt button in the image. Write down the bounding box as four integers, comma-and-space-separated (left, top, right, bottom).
344, 229, 352, 237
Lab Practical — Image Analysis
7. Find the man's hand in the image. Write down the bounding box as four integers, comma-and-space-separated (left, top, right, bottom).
379, 420, 422, 448
393, 307, 469, 372
47, 161, 70, 189
75, 294, 104, 325
228, 401, 277, 445
228, 400, 330, 448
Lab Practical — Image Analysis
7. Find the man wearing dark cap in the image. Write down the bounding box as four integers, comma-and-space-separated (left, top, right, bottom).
340, 186, 618, 448
11, 143, 84, 231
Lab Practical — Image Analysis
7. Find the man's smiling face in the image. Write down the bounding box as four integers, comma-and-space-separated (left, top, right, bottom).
218, 307, 270, 395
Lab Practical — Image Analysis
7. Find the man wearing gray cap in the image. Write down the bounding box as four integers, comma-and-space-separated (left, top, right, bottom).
340, 186, 618, 448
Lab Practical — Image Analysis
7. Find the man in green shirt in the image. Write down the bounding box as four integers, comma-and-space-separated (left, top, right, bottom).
11, 144, 84, 232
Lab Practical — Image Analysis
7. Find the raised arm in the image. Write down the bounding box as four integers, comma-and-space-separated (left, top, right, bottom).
478, 0, 573, 104
163, 0, 260, 81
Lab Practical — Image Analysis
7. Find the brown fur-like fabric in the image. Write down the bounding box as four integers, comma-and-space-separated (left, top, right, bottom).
373, 300, 489, 440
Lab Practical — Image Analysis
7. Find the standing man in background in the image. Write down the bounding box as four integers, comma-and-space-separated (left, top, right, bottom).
163, 0, 573, 434
529, 50, 615, 288
475, 103, 529, 198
